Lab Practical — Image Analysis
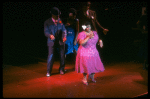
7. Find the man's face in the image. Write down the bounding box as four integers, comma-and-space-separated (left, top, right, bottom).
87, 4, 90, 10
52, 14, 59, 20
82, 6, 87, 12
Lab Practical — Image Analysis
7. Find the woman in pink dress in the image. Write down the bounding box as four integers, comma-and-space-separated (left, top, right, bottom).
75, 21, 105, 85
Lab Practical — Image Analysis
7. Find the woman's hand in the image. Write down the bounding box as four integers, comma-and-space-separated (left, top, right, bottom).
65, 23, 70, 26
98, 39, 103, 48
87, 31, 94, 39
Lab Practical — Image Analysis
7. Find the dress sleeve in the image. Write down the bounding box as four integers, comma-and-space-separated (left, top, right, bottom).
93, 31, 99, 39
77, 32, 85, 42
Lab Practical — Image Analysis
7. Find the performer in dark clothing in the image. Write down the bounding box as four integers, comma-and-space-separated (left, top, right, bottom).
64, 8, 79, 57
44, 7, 67, 77
136, 7, 148, 70
79, 2, 109, 36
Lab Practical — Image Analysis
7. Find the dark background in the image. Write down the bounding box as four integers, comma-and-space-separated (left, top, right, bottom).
3, 1, 147, 66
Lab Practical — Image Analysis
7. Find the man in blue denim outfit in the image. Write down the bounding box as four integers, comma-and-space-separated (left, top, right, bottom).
44, 7, 67, 77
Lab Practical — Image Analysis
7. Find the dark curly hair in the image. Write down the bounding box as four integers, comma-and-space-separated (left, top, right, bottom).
82, 21, 92, 26
68, 8, 77, 15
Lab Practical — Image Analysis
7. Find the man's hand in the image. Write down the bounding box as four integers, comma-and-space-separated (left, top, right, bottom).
103, 29, 109, 35
50, 35, 55, 40
63, 37, 67, 42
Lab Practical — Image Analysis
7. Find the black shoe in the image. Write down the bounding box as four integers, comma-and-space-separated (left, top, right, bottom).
88, 74, 96, 83
60, 70, 64, 75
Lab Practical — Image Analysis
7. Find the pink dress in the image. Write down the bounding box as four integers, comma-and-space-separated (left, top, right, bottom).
75, 31, 105, 74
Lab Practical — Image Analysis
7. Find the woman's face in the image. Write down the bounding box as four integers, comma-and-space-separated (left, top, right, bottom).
69, 13, 76, 19
86, 25, 91, 32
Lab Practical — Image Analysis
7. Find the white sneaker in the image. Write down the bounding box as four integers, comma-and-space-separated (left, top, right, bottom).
82, 79, 88, 85
46, 73, 50, 77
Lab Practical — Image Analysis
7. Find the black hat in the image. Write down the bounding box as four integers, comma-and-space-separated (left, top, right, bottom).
50, 7, 61, 16
68, 8, 77, 15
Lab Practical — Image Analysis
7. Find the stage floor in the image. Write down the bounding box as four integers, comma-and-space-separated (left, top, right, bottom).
3, 57, 148, 98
